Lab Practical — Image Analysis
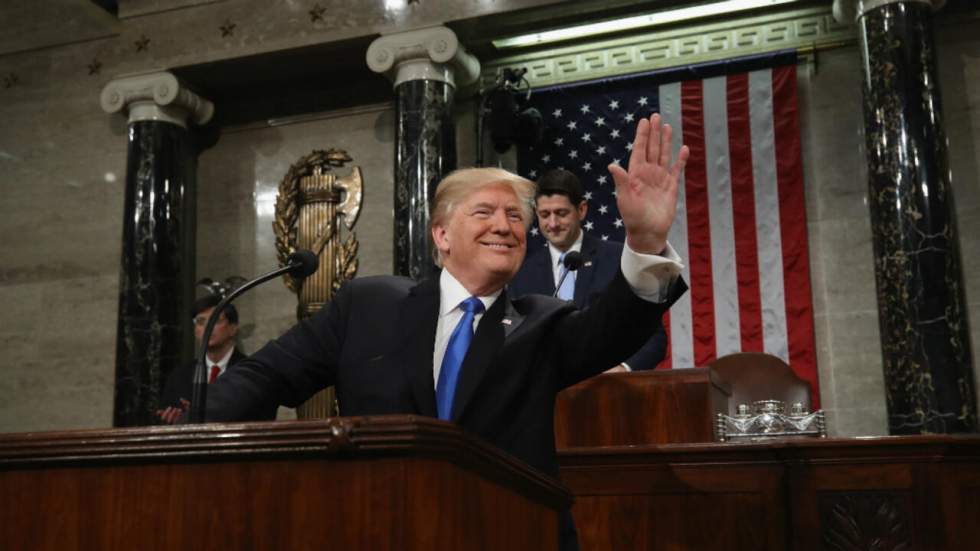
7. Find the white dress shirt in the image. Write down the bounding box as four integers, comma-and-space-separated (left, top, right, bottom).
432, 269, 501, 386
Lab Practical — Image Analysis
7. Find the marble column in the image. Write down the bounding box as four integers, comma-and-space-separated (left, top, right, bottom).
101, 72, 214, 426
834, 0, 977, 433
368, 26, 480, 280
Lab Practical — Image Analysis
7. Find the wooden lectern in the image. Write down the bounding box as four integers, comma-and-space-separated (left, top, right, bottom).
555, 368, 730, 447
0, 416, 570, 551
552, 369, 980, 550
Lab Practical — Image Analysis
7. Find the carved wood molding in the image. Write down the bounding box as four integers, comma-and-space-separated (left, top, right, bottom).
820, 492, 912, 551
0, 416, 572, 509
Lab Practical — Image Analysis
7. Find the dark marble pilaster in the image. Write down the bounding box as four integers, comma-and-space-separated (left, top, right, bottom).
855, 1, 977, 433
102, 72, 213, 426
114, 121, 197, 426
367, 26, 480, 280
394, 79, 456, 280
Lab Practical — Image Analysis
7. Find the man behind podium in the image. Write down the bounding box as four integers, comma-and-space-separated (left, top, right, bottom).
160, 294, 279, 424
204, 114, 690, 550
158, 295, 246, 424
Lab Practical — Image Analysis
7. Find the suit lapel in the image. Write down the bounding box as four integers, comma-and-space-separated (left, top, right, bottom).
574, 234, 599, 306
398, 278, 440, 418
500, 297, 526, 338
531, 248, 556, 296
450, 290, 511, 422
229, 348, 247, 366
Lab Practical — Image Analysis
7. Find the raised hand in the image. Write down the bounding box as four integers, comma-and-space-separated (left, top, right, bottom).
608, 113, 690, 254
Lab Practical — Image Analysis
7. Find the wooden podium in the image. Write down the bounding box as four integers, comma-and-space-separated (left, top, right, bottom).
555, 368, 729, 447
552, 369, 980, 550
0, 416, 570, 551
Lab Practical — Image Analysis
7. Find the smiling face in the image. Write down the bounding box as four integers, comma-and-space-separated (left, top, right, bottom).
536, 193, 588, 252
432, 182, 528, 296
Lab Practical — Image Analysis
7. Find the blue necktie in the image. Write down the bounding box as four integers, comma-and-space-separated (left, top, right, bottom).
557, 252, 576, 301
436, 296, 485, 420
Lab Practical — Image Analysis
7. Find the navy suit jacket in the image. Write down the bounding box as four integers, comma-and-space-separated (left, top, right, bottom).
205, 270, 686, 479
508, 233, 670, 370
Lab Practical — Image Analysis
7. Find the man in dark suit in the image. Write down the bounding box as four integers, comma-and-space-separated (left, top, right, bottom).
509, 168, 670, 371
158, 294, 276, 423
204, 114, 690, 550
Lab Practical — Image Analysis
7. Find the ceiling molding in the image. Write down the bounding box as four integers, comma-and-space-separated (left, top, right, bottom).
479, 4, 856, 90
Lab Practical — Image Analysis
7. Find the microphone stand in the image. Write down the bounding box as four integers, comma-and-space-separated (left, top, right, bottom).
188, 260, 310, 423
553, 268, 574, 299
553, 251, 584, 299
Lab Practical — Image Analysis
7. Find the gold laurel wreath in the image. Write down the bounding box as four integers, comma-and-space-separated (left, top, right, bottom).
273, 149, 354, 294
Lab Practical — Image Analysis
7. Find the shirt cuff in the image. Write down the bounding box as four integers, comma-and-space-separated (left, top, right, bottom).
621, 240, 684, 303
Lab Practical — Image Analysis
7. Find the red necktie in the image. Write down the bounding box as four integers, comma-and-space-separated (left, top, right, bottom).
208, 365, 220, 384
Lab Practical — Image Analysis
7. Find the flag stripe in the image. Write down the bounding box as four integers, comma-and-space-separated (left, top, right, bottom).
749, 68, 790, 362
703, 76, 741, 358
514, 53, 819, 404
680, 80, 716, 367
772, 64, 820, 408
727, 73, 765, 353
660, 81, 694, 369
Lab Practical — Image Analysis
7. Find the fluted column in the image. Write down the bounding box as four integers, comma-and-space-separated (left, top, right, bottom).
101, 71, 214, 426
834, 0, 977, 433
368, 26, 480, 280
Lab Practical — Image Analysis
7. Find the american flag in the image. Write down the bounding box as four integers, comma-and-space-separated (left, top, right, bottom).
517, 52, 820, 407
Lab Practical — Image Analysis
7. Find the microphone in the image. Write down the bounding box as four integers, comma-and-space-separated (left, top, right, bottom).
553, 251, 584, 298
286, 249, 319, 278
187, 249, 320, 423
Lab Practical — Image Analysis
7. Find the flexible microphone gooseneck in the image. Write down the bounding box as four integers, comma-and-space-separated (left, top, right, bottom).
553, 250, 584, 299
187, 249, 319, 423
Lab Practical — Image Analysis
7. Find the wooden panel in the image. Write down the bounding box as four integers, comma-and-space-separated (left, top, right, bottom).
560, 436, 980, 551
814, 491, 915, 551
555, 369, 730, 447
0, 417, 567, 551
563, 448, 785, 551
0, 456, 559, 551
938, 462, 980, 548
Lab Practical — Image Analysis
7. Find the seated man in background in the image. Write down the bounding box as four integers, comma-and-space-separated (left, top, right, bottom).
509, 168, 672, 372
157, 294, 276, 423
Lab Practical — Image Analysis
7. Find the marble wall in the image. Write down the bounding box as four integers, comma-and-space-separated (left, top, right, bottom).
0, 35, 128, 432
798, 47, 888, 436
0, 2, 977, 436
938, 17, 980, 419
799, 16, 980, 435
195, 105, 397, 420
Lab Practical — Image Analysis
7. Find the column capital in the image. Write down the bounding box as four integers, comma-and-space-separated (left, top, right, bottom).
100, 71, 214, 128
833, 0, 945, 23
366, 26, 480, 89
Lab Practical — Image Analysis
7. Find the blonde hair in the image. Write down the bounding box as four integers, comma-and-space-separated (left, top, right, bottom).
430, 167, 535, 265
